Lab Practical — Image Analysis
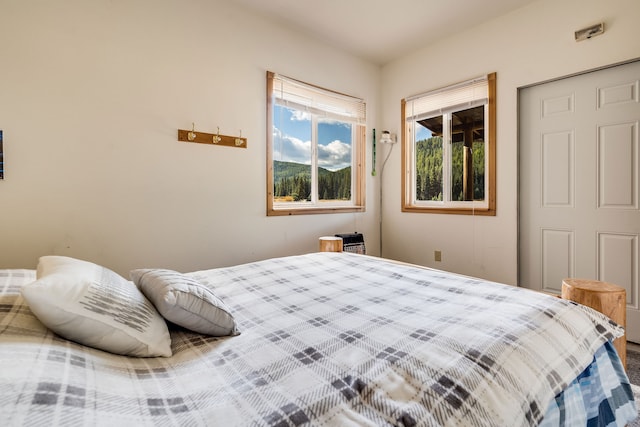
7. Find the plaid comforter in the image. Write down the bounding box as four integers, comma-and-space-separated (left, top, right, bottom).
0, 252, 636, 426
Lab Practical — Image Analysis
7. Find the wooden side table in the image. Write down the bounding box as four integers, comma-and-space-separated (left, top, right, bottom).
319, 236, 342, 253
561, 278, 626, 369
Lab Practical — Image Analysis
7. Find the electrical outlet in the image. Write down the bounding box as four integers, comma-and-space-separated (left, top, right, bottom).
434, 251, 442, 262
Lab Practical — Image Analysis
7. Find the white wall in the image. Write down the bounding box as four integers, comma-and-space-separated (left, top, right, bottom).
0, 0, 380, 275
4, 0, 638, 284
381, 0, 640, 284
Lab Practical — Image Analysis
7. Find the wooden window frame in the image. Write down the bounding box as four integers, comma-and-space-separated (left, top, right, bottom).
401, 73, 496, 216
266, 71, 366, 216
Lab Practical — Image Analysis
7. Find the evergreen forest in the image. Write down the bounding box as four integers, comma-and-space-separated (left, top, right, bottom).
415, 136, 485, 201
273, 160, 351, 202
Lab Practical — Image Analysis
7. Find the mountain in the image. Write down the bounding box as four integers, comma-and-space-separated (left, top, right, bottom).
273, 160, 351, 201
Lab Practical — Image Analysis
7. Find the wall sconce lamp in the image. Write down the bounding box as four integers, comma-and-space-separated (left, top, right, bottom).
377, 130, 397, 258
379, 131, 397, 144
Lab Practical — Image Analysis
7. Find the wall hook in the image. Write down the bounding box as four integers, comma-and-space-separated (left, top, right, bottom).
235, 129, 244, 146
177, 126, 246, 149
188, 122, 197, 141
213, 126, 221, 144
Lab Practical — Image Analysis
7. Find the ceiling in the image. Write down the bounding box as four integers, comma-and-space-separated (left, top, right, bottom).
232, 0, 539, 65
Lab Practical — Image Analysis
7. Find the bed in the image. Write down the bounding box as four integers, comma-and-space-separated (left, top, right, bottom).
0, 251, 636, 426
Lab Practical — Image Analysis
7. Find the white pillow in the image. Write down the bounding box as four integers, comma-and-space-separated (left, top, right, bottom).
131, 269, 239, 337
21, 256, 172, 357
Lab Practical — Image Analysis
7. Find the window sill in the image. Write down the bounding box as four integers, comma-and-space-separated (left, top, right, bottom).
401, 205, 496, 216
268, 205, 365, 216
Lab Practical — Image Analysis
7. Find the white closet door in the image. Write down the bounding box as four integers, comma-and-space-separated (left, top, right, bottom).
519, 60, 640, 342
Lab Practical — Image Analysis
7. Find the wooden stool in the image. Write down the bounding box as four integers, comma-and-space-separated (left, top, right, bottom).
319, 236, 342, 253
561, 278, 626, 369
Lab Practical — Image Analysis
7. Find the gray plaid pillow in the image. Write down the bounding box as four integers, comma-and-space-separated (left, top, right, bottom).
131, 269, 239, 337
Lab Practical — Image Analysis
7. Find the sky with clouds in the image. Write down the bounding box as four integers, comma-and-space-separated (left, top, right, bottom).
273, 105, 352, 171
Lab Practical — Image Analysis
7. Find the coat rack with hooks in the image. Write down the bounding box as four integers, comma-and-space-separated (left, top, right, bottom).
177, 124, 247, 149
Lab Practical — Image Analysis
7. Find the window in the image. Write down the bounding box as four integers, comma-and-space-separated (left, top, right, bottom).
401, 73, 496, 215
267, 72, 366, 216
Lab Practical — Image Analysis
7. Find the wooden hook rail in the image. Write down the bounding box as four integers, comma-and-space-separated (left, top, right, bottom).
177, 126, 247, 149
